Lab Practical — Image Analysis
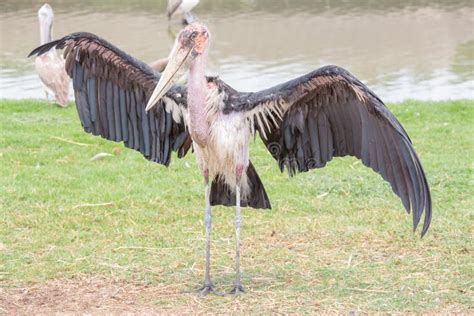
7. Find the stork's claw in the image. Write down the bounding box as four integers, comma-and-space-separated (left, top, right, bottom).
229, 284, 245, 295
196, 284, 214, 296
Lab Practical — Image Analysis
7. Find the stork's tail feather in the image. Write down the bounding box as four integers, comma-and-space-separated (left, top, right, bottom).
210, 161, 271, 209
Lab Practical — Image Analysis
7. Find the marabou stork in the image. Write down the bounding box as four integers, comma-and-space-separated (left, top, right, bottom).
29, 23, 432, 295
167, 0, 200, 25
35, 3, 70, 107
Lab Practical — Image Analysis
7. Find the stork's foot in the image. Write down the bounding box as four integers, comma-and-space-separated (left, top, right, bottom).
229, 284, 245, 295
196, 284, 214, 296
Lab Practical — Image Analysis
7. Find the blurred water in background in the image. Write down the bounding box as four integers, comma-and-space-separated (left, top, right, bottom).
0, 0, 472, 102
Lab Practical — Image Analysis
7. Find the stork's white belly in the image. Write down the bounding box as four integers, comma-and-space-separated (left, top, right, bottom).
211, 112, 249, 163
194, 111, 251, 194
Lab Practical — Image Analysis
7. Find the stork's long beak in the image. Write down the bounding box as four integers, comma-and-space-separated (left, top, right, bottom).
145, 43, 193, 112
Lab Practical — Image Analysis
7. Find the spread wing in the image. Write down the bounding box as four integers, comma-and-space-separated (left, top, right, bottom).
233, 65, 431, 236
167, 0, 183, 18
29, 32, 191, 166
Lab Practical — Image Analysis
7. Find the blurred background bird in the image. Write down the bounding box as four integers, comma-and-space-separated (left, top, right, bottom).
34, 3, 70, 107
149, 57, 169, 73
167, 0, 200, 25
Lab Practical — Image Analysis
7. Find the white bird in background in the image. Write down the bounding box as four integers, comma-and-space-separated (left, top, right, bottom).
167, 0, 200, 25
34, 3, 70, 107
148, 57, 169, 73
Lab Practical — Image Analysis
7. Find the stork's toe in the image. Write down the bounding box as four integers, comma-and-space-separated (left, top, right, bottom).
196, 284, 214, 296
229, 284, 245, 295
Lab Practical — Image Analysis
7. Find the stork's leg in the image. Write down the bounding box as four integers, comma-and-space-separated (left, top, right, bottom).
230, 166, 245, 294
197, 171, 214, 295
45, 91, 51, 103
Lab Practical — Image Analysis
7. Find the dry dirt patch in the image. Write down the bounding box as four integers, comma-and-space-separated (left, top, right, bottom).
0, 276, 191, 314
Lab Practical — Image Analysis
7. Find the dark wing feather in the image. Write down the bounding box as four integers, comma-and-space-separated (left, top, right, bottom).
29, 32, 191, 165
231, 65, 431, 236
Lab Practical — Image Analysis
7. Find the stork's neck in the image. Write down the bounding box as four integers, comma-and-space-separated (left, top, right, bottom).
39, 20, 53, 45
188, 54, 210, 146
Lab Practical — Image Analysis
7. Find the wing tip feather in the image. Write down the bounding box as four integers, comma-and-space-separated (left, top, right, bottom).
28, 39, 63, 57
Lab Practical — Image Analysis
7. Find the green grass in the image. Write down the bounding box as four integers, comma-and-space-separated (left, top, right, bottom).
0, 99, 473, 313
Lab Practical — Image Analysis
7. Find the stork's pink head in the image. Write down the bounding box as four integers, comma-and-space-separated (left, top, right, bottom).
146, 23, 211, 112
177, 23, 210, 56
